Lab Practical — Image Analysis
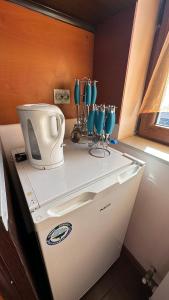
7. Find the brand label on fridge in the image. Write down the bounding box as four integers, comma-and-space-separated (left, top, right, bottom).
46, 223, 72, 245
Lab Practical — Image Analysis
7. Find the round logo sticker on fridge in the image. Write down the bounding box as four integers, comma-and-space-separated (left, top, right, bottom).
46, 223, 72, 245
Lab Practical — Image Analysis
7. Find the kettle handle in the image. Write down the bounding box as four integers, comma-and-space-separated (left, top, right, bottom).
49, 114, 63, 138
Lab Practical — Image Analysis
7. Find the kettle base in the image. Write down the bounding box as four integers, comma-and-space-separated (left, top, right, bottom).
30, 159, 64, 170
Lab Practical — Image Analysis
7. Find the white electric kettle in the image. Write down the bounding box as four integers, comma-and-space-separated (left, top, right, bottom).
17, 104, 65, 169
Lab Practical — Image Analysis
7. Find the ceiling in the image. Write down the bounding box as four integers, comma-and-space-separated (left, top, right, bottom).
11, 0, 137, 31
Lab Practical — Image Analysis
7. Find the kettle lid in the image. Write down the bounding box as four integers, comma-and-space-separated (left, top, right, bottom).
17, 103, 61, 112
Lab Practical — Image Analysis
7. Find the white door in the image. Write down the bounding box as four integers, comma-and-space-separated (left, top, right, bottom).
0, 140, 8, 230
35, 166, 143, 300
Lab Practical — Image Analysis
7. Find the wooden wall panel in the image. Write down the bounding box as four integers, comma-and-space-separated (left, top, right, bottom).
0, 141, 39, 299
0, 0, 94, 124
27, 0, 136, 25
93, 5, 135, 122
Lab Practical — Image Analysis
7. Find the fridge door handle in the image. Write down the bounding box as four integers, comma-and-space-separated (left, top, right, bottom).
47, 192, 96, 217
46, 165, 142, 218
117, 164, 142, 184
87, 165, 143, 193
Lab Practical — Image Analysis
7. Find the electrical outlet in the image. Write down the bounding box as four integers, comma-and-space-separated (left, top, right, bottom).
54, 89, 70, 104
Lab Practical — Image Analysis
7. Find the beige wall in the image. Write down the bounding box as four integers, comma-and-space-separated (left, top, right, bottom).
151, 271, 169, 299
115, 142, 169, 283
118, 0, 160, 139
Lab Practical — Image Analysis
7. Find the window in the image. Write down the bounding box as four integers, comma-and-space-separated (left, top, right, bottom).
139, 74, 169, 146
157, 112, 169, 127
156, 76, 169, 127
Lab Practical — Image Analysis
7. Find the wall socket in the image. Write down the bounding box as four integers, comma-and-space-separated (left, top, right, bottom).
54, 89, 70, 104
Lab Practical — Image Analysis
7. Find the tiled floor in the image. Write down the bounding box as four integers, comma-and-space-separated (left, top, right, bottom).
81, 252, 149, 300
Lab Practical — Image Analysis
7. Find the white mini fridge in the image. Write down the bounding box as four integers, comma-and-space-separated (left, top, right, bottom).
12, 141, 145, 300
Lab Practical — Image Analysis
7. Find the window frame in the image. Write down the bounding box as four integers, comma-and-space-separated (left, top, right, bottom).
138, 113, 169, 146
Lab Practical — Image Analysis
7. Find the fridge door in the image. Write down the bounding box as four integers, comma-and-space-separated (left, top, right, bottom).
35, 165, 144, 300
12, 142, 133, 210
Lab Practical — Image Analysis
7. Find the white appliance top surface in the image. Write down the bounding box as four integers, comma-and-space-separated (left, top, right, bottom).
13, 141, 133, 208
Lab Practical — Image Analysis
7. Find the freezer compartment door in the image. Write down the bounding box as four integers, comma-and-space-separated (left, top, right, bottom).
35, 166, 144, 300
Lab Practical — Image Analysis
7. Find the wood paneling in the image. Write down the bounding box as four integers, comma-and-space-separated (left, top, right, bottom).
10, 0, 95, 32
0, 0, 94, 125
0, 142, 39, 300
16, 0, 136, 26
0, 222, 37, 300
93, 5, 135, 122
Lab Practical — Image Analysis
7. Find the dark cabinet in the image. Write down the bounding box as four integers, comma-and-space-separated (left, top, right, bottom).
0, 142, 38, 300
0, 221, 37, 300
